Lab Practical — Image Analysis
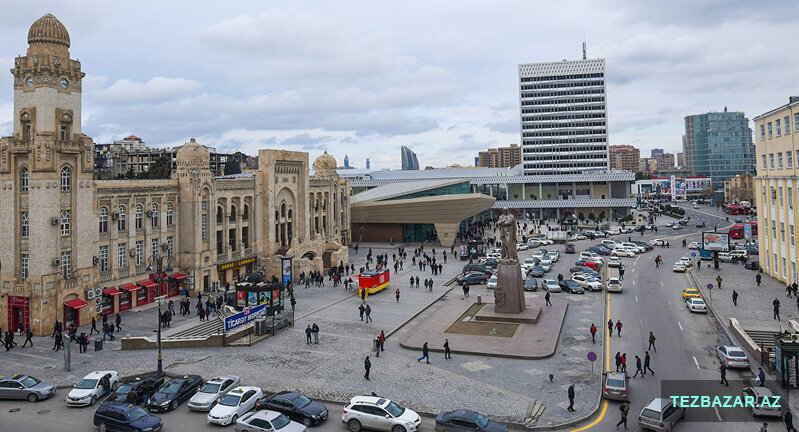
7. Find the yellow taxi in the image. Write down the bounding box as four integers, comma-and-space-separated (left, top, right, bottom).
682, 288, 700, 299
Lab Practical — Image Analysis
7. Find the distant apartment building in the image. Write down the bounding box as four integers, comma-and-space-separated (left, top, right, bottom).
639, 158, 657, 173
401, 146, 420, 170
682, 110, 755, 199
608, 145, 639, 171
478, 144, 522, 168
754, 96, 799, 284
518, 58, 608, 175
677, 152, 685, 168
724, 173, 754, 204
653, 152, 675, 171
650, 148, 664, 157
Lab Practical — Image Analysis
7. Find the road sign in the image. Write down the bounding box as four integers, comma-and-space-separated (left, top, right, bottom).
691, 252, 696, 257
587, 352, 597, 362
707, 283, 713, 290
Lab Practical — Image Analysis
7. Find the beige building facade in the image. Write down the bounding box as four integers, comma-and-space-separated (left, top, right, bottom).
753, 96, 799, 284
0, 14, 349, 335
477, 144, 522, 168
724, 173, 755, 204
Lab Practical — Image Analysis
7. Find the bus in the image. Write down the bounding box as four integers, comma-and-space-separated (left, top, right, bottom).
729, 224, 745, 239
698, 249, 713, 260
748, 221, 758, 235
722, 204, 743, 215
357, 267, 390, 296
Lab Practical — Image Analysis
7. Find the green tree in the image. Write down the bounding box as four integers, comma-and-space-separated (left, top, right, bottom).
147, 154, 172, 179
224, 158, 242, 175
588, 212, 596, 220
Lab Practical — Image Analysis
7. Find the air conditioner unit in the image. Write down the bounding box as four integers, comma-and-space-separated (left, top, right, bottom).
146, 210, 154, 217
129, 250, 137, 257
92, 256, 99, 266
791, 333, 799, 343
95, 297, 102, 306
94, 288, 102, 298
52, 218, 60, 225
161, 244, 169, 251
52, 259, 60, 266
112, 212, 119, 220
86, 289, 96, 300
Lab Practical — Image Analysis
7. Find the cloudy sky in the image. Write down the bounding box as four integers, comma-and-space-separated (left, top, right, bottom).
1, 0, 798, 169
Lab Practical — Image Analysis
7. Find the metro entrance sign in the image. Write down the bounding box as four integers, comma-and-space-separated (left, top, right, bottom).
225, 303, 268, 331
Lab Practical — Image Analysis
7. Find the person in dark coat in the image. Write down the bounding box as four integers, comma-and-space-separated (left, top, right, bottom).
785, 408, 797, 432
633, 355, 644, 378
567, 384, 575, 412
115, 313, 122, 332
305, 325, 312, 344
90, 316, 99, 335
358, 304, 365, 321
608, 319, 614, 337
615, 352, 622, 372
417, 342, 430, 363
644, 351, 654, 375
719, 362, 729, 386
364, 356, 371, 380
443, 339, 451, 359
545, 291, 552, 306
22, 328, 33, 347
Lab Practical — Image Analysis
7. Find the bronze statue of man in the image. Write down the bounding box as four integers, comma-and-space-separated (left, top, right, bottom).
498, 210, 518, 262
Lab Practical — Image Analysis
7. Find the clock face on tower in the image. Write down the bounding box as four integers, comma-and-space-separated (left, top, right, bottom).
25, 77, 33, 87
59, 78, 69, 89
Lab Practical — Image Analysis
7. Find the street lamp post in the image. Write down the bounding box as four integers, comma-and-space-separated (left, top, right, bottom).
147, 256, 172, 377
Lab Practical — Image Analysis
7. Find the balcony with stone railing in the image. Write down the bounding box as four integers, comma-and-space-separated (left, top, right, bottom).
135, 263, 148, 275
99, 271, 113, 282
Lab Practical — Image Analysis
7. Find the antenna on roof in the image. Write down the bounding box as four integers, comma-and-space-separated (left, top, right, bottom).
582, 40, 587, 60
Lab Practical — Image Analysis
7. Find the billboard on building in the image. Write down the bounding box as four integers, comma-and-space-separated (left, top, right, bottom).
672, 176, 687, 199
685, 177, 712, 193
702, 231, 730, 252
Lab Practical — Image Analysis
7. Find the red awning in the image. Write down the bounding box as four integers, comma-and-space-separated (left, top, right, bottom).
170, 273, 187, 280
64, 299, 89, 309
138, 280, 157, 288
121, 284, 141, 292
103, 287, 123, 296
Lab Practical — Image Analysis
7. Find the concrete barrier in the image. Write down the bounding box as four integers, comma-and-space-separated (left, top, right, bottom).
729, 317, 762, 357
121, 333, 224, 350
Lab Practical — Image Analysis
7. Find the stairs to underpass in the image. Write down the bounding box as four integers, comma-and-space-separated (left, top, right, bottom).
744, 328, 796, 384
163, 306, 233, 340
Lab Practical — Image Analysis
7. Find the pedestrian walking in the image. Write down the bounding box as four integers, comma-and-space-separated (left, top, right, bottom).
756, 273, 762, 286
608, 319, 614, 337
758, 367, 766, 387
417, 342, 430, 363
545, 291, 552, 306
590, 324, 597, 343
719, 362, 729, 386
615, 320, 623, 337
786, 408, 797, 432
619, 264, 625, 280
644, 351, 654, 375
616, 401, 631, 430
760, 422, 768, 432
312, 323, 320, 344
364, 356, 371, 380
90, 316, 98, 335
621, 353, 627, 372
716, 275, 723, 290
415, 276, 420, 288
53, 332, 63, 351
365, 304, 372, 323
379, 330, 385, 352
115, 313, 122, 332
774, 298, 782, 320
633, 355, 644, 378
443, 339, 451, 359
788, 284, 794, 298
395, 288, 400, 302
615, 352, 622, 372
305, 325, 312, 344
22, 328, 33, 347
567, 384, 575, 412
732, 290, 738, 306
358, 304, 365, 321
648, 332, 656, 351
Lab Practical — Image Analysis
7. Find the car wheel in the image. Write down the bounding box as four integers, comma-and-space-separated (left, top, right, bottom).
348, 419, 362, 432
231, 414, 239, 425
98, 423, 108, 432
171, 400, 178, 411
90, 396, 97, 406
392, 425, 406, 432
302, 417, 312, 427
27, 393, 39, 403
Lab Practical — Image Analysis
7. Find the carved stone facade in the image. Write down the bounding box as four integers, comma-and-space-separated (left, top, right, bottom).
0, 14, 349, 335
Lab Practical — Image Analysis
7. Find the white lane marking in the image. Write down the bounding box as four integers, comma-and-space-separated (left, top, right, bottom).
635, 296, 639, 303
678, 321, 683, 331
632, 280, 636, 286
668, 299, 672, 305
713, 407, 723, 422
660, 281, 664, 287
693, 356, 700, 369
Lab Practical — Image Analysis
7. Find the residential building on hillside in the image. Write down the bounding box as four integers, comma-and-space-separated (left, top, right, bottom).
477, 144, 522, 168
609, 145, 639, 171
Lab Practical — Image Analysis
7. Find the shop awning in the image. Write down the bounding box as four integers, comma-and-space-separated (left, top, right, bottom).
103, 287, 123, 296
121, 284, 142, 292
170, 273, 187, 280
64, 299, 89, 309
138, 280, 157, 288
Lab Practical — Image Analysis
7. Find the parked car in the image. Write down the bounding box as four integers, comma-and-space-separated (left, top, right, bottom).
671, 224, 683, 230
457, 272, 489, 285
0, 374, 56, 402
208, 386, 263, 426
107, 376, 165, 406
574, 260, 601, 270
678, 257, 693, 267
521, 258, 537, 272
652, 239, 667, 246
532, 249, 548, 260
255, 392, 329, 427
341, 396, 421, 432
564, 244, 576, 254
539, 258, 552, 272
147, 375, 204, 412
602, 371, 629, 401
612, 248, 635, 258
559, 280, 584, 294
745, 259, 760, 270
435, 409, 507, 432
523, 279, 538, 292
236, 411, 309, 432
542, 279, 561, 293
741, 387, 781, 418
486, 275, 498, 289
569, 266, 599, 278
540, 239, 554, 246
717, 345, 749, 369
528, 266, 544, 278
571, 274, 602, 291
717, 252, 732, 262
607, 256, 621, 267
461, 264, 492, 276
688, 242, 700, 249
587, 246, 611, 256
729, 250, 748, 259
526, 239, 541, 248
606, 277, 622, 293
547, 250, 560, 262
516, 243, 529, 251
480, 258, 499, 270
682, 288, 700, 299
685, 298, 707, 313
67, 370, 119, 407
637, 397, 685, 431
94, 401, 163, 432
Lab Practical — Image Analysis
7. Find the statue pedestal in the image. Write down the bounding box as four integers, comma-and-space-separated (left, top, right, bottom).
494, 259, 526, 314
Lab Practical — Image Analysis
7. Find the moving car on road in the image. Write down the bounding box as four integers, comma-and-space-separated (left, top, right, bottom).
602, 371, 629, 401
688, 242, 700, 249
188, 375, 240, 412
717, 346, 749, 369
147, 374, 203, 412
94, 401, 163, 432
685, 298, 707, 313
564, 244, 576, 254
682, 289, 700, 299
67, 370, 119, 407
606, 277, 622, 293
672, 262, 686, 273
696, 221, 706, 228
236, 410, 309, 432
435, 409, 507, 432
461, 264, 492, 276
0, 374, 56, 402
256, 392, 329, 427
678, 257, 693, 267
717, 252, 732, 263
607, 256, 621, 267
208, 386, 263, 426
637, 397, 685, 431
341, 396, 422, 432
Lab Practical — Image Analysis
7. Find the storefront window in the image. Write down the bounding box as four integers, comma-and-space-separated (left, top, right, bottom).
136, 287, 147, 304
120, 291, 131, 310
101, 295, 113, 315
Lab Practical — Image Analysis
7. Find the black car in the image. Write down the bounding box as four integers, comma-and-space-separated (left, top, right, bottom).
564, 244, 576, 254
461, 264, 492, 276
107, 376, 164, 405
558, 280, 584, 294
457, 272, 489, 285
481, 258, 498, 270
528, 266, 544, 278
587, 246, 611, 256
255, 392, 329, 427
745, 259, 760, 270
435, 409, 507, 432
743, 246, 759, 255
583, 232, 596, 240
696, 221, 706, 228
146, 375, 203, 412
631, 241, 651, 251
524, 279, 538, 291
95, 401, 163, 432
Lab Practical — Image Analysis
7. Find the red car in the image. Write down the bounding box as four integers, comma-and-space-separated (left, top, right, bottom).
574, 260, 601, 270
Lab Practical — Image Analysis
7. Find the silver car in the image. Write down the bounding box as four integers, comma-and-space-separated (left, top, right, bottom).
542, 279, 561, 293
741, 387, 781, 417
0, 374, 56, 402
342, 396, 421, 432
637, 397, 685, 431
716, 345, 749, 368
603, 372, 629, 401
188, 375, 240, 411
236, 410, 308, 432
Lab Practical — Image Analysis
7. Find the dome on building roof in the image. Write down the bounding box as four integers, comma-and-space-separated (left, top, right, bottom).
313, 151, 337, 174
28, 14, 70, 49
175, 138, 210, 166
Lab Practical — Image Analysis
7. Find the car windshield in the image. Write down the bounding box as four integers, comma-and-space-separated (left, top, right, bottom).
159, 381, 182, 394
694, 300, 705, 305
641, 408, 661, 420
272, 414, 291, 429
474, 414, 489, 428
729, 350, 746, 357
20, 377, 40, 387
199, 383, 221, 394
116, 384, 133, 394
219, 394, 242, 406
384, 401, 405, 417
606, 378, 625, 387
76, 379, 98, 389
292, 394, 312, 408
126, 406, 150, 421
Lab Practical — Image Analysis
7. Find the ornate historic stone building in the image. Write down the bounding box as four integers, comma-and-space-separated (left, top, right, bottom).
0, 14, 349, 335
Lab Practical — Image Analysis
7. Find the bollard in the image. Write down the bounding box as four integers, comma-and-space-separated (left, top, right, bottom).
477, 295, 482, 304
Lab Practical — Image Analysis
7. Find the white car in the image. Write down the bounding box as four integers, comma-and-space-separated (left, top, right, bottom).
67, 370, 119, 407
540, 239, 554, 246
571, 234, 587, 240
539, 258, 552, 272
189, 375, 240, 411
686, 298, 707, 313
673, 262, 686, 272
543, 279, 561, 293
485, 252, 501, 260
522, 258, 537, 271
623, 246, 639, 256
672, 224, 683, 230
606, 229, 620, 235
717, 345, 750, 369
547, 250, 560, 262
572, 274, 603, 291
652, 239, 667, 246
729, 250, 749, 259
235, 410, 309, 432
341, 396, 422, 432
693, 203, 700, 209
679, 257, 693, 267
718, 252, 733, 262
607, 277, 622, 293
607, 256, 621, 267
688, 242, 700, 250
516, 243, 529, 251
621, 242, 646, 253
208, 386, 263, 425
532, 249, 548, 260
601, 239, 620, 249
620, 227, 633, 234
612, 248, 634, 258
486, 275, 498, 289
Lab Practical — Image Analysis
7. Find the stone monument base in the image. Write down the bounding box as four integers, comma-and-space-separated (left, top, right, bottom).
475, 303, 541, 324
494, 260, 526, 314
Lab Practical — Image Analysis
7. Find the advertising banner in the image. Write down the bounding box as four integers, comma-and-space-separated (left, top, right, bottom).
224, 303, 268, 332
702, 232, 730, 252
672, 176, 687, 199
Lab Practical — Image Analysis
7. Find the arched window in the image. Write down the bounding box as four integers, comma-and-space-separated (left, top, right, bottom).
275, 211, 280, 244
217, 206, 224, 224
60, 210, 71, 235
135, 204, 143, 229
21, 211, 29, 238
230, 205, 237, 221
151, 203, 159, 227
60, 166, 71, 191
118, 205, 127, 231
242, 204, 249, 221
99, 206, 108, 233
281, 202, 286, 218
166, 202, 174, 225
20, 168, 29, 192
